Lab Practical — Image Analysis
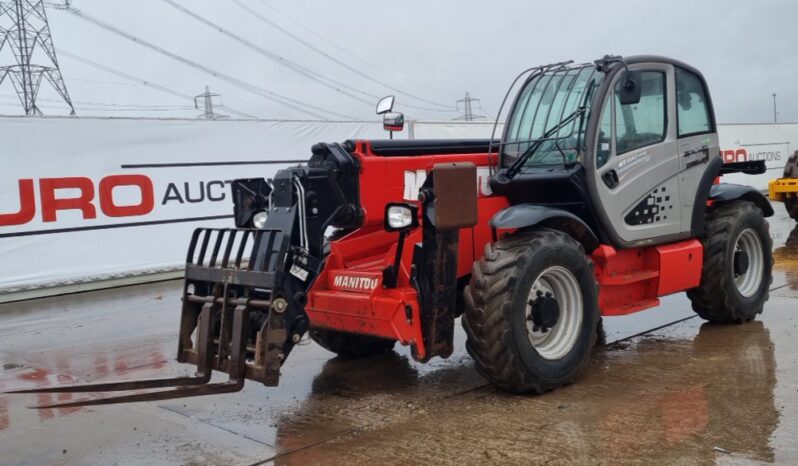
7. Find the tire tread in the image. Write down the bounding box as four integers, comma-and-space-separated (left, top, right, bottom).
687, 201, 772, 323
462, 229, 598, 394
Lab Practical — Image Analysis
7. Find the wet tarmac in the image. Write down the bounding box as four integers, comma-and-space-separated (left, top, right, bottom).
1, 210, 796, 465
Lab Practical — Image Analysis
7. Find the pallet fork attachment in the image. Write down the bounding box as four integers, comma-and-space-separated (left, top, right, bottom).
5, 226, 291, 409
5, 162, 327, 408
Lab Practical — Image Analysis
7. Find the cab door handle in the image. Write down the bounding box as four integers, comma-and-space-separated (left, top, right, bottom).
602, 170, 619, 189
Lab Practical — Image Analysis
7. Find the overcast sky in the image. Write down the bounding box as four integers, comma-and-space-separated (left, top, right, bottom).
1, 0, 796, 123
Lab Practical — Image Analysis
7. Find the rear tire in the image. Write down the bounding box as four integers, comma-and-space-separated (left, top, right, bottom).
462, 229, 599, 394
309, 329, 395, 358
783, 151, 798, 220
687, 201, 772, 323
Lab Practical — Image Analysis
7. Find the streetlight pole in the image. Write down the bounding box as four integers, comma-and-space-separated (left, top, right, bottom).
772, 93, 778, 123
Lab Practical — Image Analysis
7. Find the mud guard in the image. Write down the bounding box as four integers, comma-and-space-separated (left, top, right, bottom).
709, 183, 774, 217
489, 204, 600, 252
412, 163, 478, 362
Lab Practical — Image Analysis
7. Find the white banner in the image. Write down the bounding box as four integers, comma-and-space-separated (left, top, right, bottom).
1, 117, 794, 295
716, 123, 792, 188
0, 117, 386, 294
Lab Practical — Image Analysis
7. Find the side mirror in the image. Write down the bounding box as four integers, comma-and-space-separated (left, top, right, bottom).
383, 112, 405, 132
618, 70, 642, 105
376, 95, 395, 115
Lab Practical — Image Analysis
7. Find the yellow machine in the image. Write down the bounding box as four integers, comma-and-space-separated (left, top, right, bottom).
769, 152, 798, 220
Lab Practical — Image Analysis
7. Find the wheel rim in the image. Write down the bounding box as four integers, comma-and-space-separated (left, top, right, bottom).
733, 228, 764, 298
526, 266, 583, 360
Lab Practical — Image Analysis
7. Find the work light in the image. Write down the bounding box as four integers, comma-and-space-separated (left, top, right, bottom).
252, 210, 268, 229
385, 203, 418, 231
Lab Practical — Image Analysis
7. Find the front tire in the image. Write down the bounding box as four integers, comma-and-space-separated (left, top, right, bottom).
687, 201, 772, 323
462, 229, 599, 394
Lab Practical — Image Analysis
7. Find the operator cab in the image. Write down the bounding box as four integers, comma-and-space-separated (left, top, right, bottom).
491, 55, 721, 249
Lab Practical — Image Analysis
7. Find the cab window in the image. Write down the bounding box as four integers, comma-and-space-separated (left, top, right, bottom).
675, 67, 711, 137
614, 71, 666, 155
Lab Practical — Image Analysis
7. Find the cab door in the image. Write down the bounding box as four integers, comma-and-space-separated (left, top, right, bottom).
592, 63, 685, 245
673, 66, 719, 233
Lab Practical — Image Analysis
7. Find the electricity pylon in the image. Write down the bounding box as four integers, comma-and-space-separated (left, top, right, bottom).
0, 0, 75, 115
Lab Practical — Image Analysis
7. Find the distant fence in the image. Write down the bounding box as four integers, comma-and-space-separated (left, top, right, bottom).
0, 116, 793, 299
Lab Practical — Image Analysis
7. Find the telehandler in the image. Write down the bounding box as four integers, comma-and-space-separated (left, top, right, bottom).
10, 55, 774, 407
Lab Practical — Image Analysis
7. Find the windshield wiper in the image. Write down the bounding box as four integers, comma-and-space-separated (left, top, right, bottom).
504, 106, 586, 178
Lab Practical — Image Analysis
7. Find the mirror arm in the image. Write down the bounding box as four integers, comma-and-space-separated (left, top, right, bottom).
595, 55, 634, 89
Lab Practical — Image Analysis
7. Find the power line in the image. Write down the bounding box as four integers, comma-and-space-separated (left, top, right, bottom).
72, 107, 193, 112
0, 93, 193, 108
56, 48, 258, 119
58, 50, 194, 99
52, 4, 356, 120
227, 0, 456, 112
58, 4, 338, 119
479, 102, 495, 121
163, 0, 376, 109
66, 76, 149, 87
255, 0, 461, 97
165, 0, 452, 115
0, 101, 194, 112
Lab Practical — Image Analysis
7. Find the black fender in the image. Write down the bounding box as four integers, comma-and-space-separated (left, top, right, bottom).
489, 204, 600, 252
690, 155, 723, 236
709, 183, 774, 217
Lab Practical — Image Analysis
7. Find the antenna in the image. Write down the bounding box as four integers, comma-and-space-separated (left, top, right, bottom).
0, 0, 75, 115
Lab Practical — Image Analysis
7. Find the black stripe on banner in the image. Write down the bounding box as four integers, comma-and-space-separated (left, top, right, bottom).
0, 215, 234, 239
740, 142, 790, 147
120, 160, 305, 169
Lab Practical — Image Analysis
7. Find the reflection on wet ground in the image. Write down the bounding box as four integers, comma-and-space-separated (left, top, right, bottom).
774, 224, 798, 290
0, 211, 796, 465
274, 319, 786, 465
